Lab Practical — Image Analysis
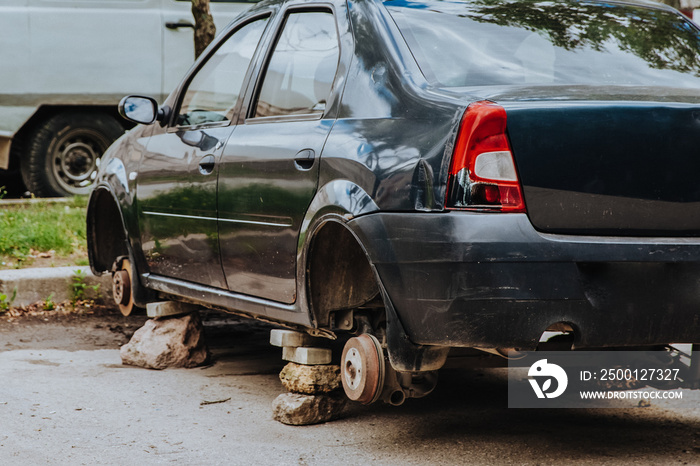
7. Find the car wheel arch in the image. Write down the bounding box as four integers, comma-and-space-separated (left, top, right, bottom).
302, 212, 450, 373
299, 180, 381, 329
87, 186, 131, 275
304, 216, 380, 330
87, 185, 157, 308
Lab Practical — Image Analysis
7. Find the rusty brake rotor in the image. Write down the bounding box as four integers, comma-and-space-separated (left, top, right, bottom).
341, 333, 386, 405
113, 258, 134, 316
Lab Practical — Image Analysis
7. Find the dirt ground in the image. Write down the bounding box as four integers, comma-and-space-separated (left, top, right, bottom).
1, 307, 699, 465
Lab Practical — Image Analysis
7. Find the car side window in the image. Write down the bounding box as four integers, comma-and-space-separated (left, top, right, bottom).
177, 17, 268, 127
254, 11, 339, 118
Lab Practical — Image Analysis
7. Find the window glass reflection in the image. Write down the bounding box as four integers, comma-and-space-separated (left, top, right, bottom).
255, 12, 339, 118
388, 1, 700, 89
178, 17, 268, 126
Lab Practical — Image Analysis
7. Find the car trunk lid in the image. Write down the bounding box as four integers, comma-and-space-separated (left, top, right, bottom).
498, 93, 700, 236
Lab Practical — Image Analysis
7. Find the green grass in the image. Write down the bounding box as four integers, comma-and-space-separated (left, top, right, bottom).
0, 197, 88, 269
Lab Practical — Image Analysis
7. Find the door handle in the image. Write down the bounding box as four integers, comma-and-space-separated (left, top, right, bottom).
198, 155, 216, 175
294, 149, 315, 171
165, 21, 195, 30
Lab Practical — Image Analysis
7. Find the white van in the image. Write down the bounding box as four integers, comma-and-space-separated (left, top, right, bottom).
0, 0, 254, 197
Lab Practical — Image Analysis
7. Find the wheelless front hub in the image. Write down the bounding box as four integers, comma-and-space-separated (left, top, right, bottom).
341, 334, 385, 405
112, 258, 135, 316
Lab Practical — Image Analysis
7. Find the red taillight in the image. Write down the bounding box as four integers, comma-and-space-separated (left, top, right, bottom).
446, 101, 526, 213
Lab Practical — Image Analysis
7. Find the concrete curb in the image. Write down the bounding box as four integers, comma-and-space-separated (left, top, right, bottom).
0, 266, 114, 307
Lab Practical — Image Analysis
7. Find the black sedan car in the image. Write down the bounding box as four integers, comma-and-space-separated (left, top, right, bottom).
89, 0, 700, 404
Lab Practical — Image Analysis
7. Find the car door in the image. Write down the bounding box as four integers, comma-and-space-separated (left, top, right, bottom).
136, 16, 269, 288
217, 9, 341, 303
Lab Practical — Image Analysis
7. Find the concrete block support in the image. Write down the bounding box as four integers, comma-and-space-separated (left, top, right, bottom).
270, 329, 324, 348
146, 301, 200, 318
282, 346, 332, 365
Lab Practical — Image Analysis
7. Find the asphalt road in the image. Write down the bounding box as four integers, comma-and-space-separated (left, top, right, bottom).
1, 312, 699, 465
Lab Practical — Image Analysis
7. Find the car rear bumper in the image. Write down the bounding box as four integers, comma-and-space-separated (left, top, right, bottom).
348, 212, 700, 349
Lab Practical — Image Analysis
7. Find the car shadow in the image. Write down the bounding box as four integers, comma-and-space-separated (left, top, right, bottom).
201, 316, 699, 462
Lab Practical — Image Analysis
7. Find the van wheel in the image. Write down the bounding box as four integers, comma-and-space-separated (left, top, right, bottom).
22, 112, 124, 197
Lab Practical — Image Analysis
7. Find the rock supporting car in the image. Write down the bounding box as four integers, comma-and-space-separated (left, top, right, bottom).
89, 0, 700, 404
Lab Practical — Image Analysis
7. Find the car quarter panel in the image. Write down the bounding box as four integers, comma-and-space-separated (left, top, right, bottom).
321, 0, 472, 212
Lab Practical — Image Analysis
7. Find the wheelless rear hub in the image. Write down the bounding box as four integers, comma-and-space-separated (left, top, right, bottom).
341, 334, 385, 405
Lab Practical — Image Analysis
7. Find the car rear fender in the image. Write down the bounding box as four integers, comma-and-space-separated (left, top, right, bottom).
300, 179, 379, 236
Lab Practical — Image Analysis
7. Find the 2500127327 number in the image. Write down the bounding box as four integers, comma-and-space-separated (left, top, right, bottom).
599, 368, 681, 382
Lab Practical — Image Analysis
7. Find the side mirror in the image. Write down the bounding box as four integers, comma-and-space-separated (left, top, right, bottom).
118, 96, 159, 125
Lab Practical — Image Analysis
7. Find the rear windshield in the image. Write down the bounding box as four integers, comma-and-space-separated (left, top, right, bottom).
385, 0, 700, 88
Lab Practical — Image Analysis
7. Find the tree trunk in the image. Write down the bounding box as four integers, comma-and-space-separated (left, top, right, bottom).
192, 0, 216, 59
658, 0, 681, 10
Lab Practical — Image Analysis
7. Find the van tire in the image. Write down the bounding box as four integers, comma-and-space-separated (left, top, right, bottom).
21, 112, 125, 197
